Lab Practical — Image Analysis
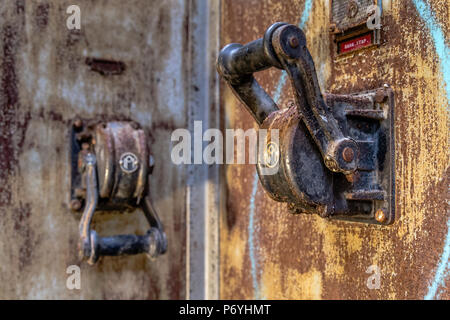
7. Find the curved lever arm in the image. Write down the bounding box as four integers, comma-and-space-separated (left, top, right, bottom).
217, 22, 286, 124
78, 153, 98, 262
217, 23, 358, 173
142, 193, 167, 255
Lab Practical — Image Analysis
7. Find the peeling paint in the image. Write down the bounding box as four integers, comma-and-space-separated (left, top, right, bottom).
260, 262, 323, 299
411, 0, 450, 299
221, 0, 449, 300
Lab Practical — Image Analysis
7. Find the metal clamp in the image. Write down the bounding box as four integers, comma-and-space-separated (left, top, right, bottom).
71, 121, 167, 264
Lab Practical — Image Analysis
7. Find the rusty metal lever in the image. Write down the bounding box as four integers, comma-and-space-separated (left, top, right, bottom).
78, 153, 98, 262
218, 22, 358, 174
71, 121, 167, 264
77, 153, 166, 265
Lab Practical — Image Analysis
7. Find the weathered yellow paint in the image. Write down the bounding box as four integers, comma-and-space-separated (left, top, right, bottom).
219, 228, 250, 297
260, 262, 323, 300
220, 0, 449, 299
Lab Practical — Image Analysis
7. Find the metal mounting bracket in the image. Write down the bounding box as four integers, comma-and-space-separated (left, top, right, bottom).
217, 22, 395, 224
69, 120, 167, 264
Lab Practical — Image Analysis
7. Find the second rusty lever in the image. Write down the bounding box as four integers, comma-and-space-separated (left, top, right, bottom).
71, 121, 167, 265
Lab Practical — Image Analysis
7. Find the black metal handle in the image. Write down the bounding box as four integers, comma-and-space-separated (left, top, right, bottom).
217, 23, 287, 125
95, 233, 151, 256
217, 22, 286, 81
87, 227, 166, 264
217, 23, 359, 174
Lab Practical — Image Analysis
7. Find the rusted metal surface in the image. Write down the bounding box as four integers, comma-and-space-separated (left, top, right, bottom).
220, 0, 449, 299
0, 0, 188, 299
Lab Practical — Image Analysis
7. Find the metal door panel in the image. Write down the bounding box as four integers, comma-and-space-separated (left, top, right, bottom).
220, 0, 449, 299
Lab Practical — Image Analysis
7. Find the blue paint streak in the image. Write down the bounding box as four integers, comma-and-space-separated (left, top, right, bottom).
272, 72, 288, 105
248, 0, 314, 299
248, 173, 261, 299
412, 0, 450, 299
425, 219, 450, 300
413, 0, 450, 104
299, 0, 313, 29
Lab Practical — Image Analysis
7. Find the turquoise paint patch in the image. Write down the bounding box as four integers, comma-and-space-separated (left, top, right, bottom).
272, 72, 288, 104
248, 173, 261, 299
425, 219, 450, 300
412, 0, 450, 300
413, 0, 450, 104
299, 0, 313, 29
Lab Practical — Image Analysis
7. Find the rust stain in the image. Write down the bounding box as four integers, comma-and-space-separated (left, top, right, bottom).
260, 262, 323, 300
35, 3, 50, 29
85, 57, 126, 76
220, 0, 449, 299
12, 202, 41, 272
0, 0, 188, 299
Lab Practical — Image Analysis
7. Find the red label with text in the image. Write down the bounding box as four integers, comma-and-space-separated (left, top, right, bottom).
339, 34, 372, 53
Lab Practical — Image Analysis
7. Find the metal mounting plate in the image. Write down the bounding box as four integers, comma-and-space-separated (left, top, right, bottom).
325, 87, 395, 224
330, 0, 381, 55
331, 0, 376, 32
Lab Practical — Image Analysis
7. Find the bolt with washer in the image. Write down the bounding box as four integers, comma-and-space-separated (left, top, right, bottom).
288, 36, 299, 48
375, 209, 386, 223
342, 147, 355, 163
